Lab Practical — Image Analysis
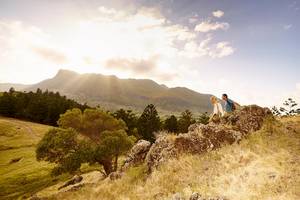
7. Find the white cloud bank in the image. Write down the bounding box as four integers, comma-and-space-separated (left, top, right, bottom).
0, 6, 235, 84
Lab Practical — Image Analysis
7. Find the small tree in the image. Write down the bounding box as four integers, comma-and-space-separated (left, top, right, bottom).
163, 115, 178, 133
138, 104, 161, 143
96, 130, 135, 171
178, 110, 196, 133
37, 108, 134, 176
271, 106, 281, 116
272, 98, 299, 116
197, 112, 210, 125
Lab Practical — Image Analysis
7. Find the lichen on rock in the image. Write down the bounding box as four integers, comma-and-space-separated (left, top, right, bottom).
145, 105, 271, 172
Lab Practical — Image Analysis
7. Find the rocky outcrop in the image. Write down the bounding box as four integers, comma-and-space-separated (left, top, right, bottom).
145, 136, 177, 170
146, 105, 271, 172
221, 105, 271, 134
121, 139, 151, 171
174, 124, 242, 153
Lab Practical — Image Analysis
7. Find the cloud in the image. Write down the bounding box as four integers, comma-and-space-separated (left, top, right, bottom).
189, 17, 198, 24
105, 56, 158, 74
180, 35, 234, 58
98, 6, 118, 15
283, 24, 292, 30
0, 20, 67, 83
0, 6, 235, 84
289, 1, 300, 11
195, 21, 229, 32
0, 20, 68, 64
209, 42, 235, 58
156, 72, 179, 81
212, 10, 224, 18
31, 46, 68, 64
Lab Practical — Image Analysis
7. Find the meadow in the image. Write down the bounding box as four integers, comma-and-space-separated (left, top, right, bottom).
0, 117, 71, 199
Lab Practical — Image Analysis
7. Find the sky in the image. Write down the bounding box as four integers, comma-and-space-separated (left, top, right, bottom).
0, 0, 299, 107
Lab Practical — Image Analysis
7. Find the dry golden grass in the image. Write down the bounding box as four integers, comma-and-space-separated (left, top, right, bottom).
50, 116, 300, 200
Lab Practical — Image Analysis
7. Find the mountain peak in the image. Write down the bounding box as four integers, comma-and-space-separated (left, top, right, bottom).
55, 69, 79, 78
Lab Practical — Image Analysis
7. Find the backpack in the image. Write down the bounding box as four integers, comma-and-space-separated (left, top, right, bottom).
232, 102, 236, 111
227, 100, 236, 111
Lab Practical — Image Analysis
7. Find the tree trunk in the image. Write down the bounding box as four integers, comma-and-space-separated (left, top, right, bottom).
99, 159, 113, 176
114, 154, 118, 171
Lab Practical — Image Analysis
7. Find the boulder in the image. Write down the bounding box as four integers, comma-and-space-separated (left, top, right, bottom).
146, 136, 178, 171
58, 175, 83, 190
175, 124, 242, 154
220, 105, 272, 134
121, 139, 151, 171
146, 105, 271, 172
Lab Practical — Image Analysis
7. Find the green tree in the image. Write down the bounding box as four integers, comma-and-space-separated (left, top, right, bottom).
113, 109, 139, 137
36, 128, 84, 176
163, 115, 178, 133
38, 108, 134, 176
178, 110, 196, 133
197, 112, 210, 125
96, 130, 135, 171
0, 92, 16, 116
0, 89, 89, 126
272, 98, 300, 116
138, 104, 161, 143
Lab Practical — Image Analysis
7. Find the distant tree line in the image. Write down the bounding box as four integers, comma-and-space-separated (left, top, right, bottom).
0, 88, 89, 125
114, 104, 210, 143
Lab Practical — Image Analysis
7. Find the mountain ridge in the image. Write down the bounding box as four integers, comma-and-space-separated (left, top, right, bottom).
1, 69, 213, 114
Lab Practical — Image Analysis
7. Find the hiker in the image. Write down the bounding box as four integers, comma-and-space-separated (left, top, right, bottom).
210, 96, 224, 121
222, 94, 239, 113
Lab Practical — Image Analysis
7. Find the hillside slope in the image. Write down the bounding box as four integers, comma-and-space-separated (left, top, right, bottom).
44, 116, 300, 200
25, 69, 212, 113
0, 117, 71, 200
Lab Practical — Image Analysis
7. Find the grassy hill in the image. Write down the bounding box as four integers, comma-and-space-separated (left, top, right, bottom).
0, 117, 72, 199
0, 117, 65, 199
43, 116, 300, 200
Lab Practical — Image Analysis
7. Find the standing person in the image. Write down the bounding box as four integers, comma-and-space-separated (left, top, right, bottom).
222, 94, 237, 113
210, 96, 224, 120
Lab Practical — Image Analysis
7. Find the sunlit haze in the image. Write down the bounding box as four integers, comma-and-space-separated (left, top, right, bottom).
1, 0, 299, 107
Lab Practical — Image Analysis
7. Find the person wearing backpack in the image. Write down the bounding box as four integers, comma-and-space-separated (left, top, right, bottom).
222, 94, 239, 113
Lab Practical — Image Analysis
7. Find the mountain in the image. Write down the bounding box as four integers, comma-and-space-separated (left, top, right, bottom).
5, 69, 213, 114
0, 83, 29, 92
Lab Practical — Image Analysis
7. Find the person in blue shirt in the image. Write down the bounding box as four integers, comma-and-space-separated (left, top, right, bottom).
222, 94, 236, 113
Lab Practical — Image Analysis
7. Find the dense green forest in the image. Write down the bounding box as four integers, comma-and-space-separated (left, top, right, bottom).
0, 88, 89, 126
